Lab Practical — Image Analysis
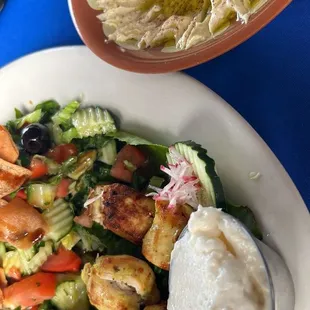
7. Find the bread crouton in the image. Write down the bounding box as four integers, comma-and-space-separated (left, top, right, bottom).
0, 126, 19, 163
0, 158, 31, 198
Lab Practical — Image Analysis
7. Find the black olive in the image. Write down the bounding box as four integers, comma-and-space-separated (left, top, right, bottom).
21, 123, 51, 154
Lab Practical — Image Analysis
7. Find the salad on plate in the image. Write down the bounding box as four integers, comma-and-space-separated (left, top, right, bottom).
0, 99, 262, 310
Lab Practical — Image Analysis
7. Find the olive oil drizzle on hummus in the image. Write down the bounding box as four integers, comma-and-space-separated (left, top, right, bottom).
139, 0, 206, 17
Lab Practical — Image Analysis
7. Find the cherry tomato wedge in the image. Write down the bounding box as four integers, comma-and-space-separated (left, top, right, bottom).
6, 267, 21, 281
56, 179, 71, 198
30, 158, 48, 179
3, 272, 56, 308
41, 248, 81, 273
47, 143, 77, 164
110, 145, 146, 183
16, 189, 27, 200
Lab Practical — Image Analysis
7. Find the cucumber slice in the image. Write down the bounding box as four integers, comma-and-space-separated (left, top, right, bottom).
52, 278, 89, 310
60, 230, 81, 250
43, 199, 74, 242
5, 243, 53, 276
98, 139, 117, 165
48, 123, 64, 145
24, 241, 53, 275
72, 107, 116, 138
171, 141, 226, 209
18, 247, 36, 275
67, 150, 97, 180
27, 184, 57, 209
3, 251, 23, 276
0, 242, 6, 265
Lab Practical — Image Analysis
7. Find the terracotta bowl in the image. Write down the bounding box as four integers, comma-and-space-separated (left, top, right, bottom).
69, 0, 291, 73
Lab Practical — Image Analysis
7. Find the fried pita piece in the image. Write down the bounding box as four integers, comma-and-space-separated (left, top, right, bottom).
0, 126, 19, 163
0, 158, 31, 198
0, 198, 48, 249
0, 199, 8, 207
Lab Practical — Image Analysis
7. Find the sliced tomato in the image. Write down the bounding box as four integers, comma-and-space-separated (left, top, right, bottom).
56, 179, 71, 198
41, 248, 81, 273
16, 189, 27, 200
3, 272, 56, 308
30, 158, 48, 179
74, 208, 93, 228
47, 143, 78, 164
6, 267, 21, 281
110, 145, 146, 183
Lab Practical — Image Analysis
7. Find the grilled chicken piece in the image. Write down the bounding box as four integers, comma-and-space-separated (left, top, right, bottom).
82, 255, 160, 310
0, 198, 48, 249
0, 126, 19, 163
0, 158, 31, 198
145, 302, 167, 310
87, 184, 155, 244
142, 200, 192, 270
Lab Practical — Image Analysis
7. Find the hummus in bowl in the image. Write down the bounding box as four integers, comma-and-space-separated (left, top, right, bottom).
88, 0, 267, 51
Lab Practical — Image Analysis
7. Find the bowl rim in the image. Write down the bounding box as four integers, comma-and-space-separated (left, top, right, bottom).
68, 0, 292, 73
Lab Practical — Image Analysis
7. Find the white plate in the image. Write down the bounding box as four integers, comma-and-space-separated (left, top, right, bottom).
0, 46, 309, 309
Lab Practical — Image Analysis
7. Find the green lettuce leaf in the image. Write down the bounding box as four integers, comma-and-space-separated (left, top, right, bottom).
52, 100, 80, 126
7, 109, 42, 130
72, 135, 111, 152
35, 100, 60, 123
108, 131, 152, 145
226, 202, 263, 240
14, 108, 23, 119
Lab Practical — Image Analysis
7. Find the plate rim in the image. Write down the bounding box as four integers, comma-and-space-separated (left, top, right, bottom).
0, 46, 308, 309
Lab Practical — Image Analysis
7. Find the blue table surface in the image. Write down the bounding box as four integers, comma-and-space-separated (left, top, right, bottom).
0, 0, 309, 209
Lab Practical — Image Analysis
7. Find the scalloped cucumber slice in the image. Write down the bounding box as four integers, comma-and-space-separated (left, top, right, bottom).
43, 199, 74, 241
52, 277, 89, 310
18, 247, 36, 275
72, 107, 116, 138
23, 241, 53, 275
171, 141, 226, 209
27, 184, 57, 209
